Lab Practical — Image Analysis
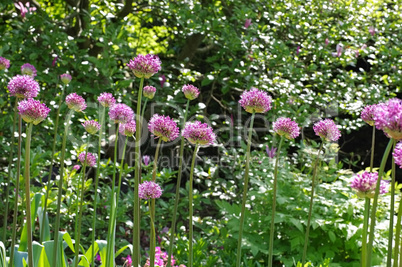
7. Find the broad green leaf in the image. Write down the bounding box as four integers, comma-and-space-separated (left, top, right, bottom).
19, 193, 43, 252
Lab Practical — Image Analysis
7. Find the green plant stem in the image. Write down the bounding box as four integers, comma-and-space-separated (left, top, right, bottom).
74, 138, 90, 267
367, 138, 394, 266
152, 139, 162, 182
40, 84, 64, 243
167, 99, 190, 267
236, 112, 255, 267
133, 77, 144, 267
188, 143, 199, 267
370, 125, 376, 172
394, 194, 402, 267
268, 136, 284, 267
116, 137, 128, 202
388, 140, 397, 266
149, 200, 156, 267
24, 123, 34, 267
302, 142, 324, 265
91, 105, 105, 267
9, 115, 22, 267
141, 98, 148, 120
362, 197, 370, 267
52, 111, 73, 267
2, 98, 18, 244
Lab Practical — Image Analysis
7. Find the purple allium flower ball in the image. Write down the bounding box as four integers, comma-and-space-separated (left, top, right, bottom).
66, 93, 87, 112
273, 117, 300, 140
98, 92, 116, 108
78, 152, 97, 167
393, 142, 402, 168
127, 54, 162, 79
60, 73, 72, 85
73, 165, 80, 171
17, 99, 50, 125
374, 98, 402, 140
8, 75, 40, 98
119, 120, 136, 137
361, 104, 377, 126
239, 87, 272, 113
143, 85, 156, 99
143, 155, 151, 166
350, 171, 388, 198
313, 119, 341, 142
148, 114, 180, 142
139, 181, 163, 199
21, 63, 37, 77
108, 103, 134, 124
82, 120, 101, 135
0, 57, 10, 70
182, 84, 200, 100
182, 121, 216, 146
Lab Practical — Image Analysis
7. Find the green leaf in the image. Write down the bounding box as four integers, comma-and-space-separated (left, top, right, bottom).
19, 193, 43, 252
328, 230, 336, 243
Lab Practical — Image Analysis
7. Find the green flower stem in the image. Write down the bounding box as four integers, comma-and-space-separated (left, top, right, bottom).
116, 137, 128, 202
370, 125, 376, 172
167, 99, 190, 267
394, 196, 402, 267
362, 197, 370, 267
52, 111, 73, 267
91, 105, 105, 267
149, 200, 156, 267
141, 98, 148, 121
74, 138, 90, 267
40, 83, 64, 243
152, 138, 163, 182
2, 98, 18, 244
24, 123, 34, 267
236, 111, 255, 267
188, 143, 200, 267
268, 136, 284, 267
388, 140, 397, 266
9, 115, 22, 267
367, 138, 394, 266
133, 77, 144, 267
302, 142, 324, 265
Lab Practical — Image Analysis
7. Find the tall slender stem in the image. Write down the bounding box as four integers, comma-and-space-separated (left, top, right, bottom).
394, 195, 402, 267
236, 112, 255, 267
362, 197, 370, 267
188, 144, 199, 267
302, 142, 324, 265
370, 125, 376, 172
152, 139, 162, 182
149, 200, 156, 267
134, 77, 145, 267
116, 137, 128, 203
141, 98, 148, 121
24, 123, 34, 267
367, 138, 394, 266
388, 140, 397, 266
167, 99, 190, 267
268, 136, 284, 267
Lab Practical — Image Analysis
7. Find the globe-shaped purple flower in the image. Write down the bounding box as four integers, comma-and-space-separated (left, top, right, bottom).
21, 63, 37, 77
127, 54, 162, 79
393, 142, 402, 168
361, 104, 377, 126
108, 103, 134, 124
66, 93, 87, 112
139, 181, 163, 199
239, 87, 272, 113
60, 73, 72, 85
374, 98, 402, 140
182, 84, 200, 100
8, 75, 40, 98
182, 121, 216, 146
0, 57, 10, 70
148, 114, 179, 142
17, 99, 50, 125
98, 92, 116, 108
119, 120, 136, 137
78, 152, 97, 167
273, 117, 300, 140
143, 86, 156, 99
313, 119, 341, 142
82, 120, 101, 135
350, 171, 388, 198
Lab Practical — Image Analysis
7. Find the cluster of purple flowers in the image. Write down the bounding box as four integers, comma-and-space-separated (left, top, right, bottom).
82, 120, 101, 135
21, 63, 37, 77
139, 181, 163, 199
373, 98, 402, 140
66, 93, 87, 112
8, 75, 40, 99
143, 86, 157, 99
182, 121, 216, 146
127, 54, 162, 79
148, 114, 180, 142
119, 120, 136, 137
0, 57, 10, 70
273, 117, 300, 140
239, 87, 272, 113
144, 247, 186, 267
350, 171, 388, 198
17, 98, 51, 125
98, 92, 116, 107
313, 119, 341, 142
78, 152, 97, 167
182, 84, 200, 101
109, 103, 134, 124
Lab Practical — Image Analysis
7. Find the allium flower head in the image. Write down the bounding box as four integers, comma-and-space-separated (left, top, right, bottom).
21, 63, 37, 77
182, 121, 216, 146
73, 165, 80, 171
82, 120, 101, 135
18, 99, 50, 125
0, 57, 10, 70
108, 103, 134, 124
273, 117, 300, 140
119, 120, 136, 137
374, 98, 402, 140
182, 84, 200, 100
127, 54, 161, 79
60, 73, 72, 85
361, 104, 377, 126
148, 114, 179, 142
8, 75, 40, 98
239, 87, 272, 113
78, 152, 97, 167
66, 93, 86, 112
393, 142, 402, 168
139, 181, 163, 199
98, 92, 116, 108
313, 119, 341, 142
350, 171, 388, 198
143, 86, 156, 99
